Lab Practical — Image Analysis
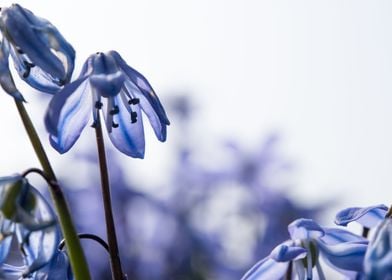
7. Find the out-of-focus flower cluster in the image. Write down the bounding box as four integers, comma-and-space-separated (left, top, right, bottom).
51, 95, 324, 280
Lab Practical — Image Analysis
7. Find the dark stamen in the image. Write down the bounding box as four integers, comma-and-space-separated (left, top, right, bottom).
110, 106, 119, 115
22, 61, 35, 78
112, 121, 119, 128
22, 68, 30, 78
16, 47, 24, 54
131, 112, 137, 123
58, 79, 66, 86
128, 98, 140, 105
95, 101, 103, 109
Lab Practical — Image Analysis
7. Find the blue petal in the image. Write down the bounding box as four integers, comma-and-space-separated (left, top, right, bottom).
0, 39, 24, 101
102, 93, 145, 158
288, 219, 324, 240
124, 80, 167, 141
0, 4, 75, 91
321, 227, 366, 245
335, 204, 388, 228
8, 45, 61, 94
110, 50, 170, 125
40, 250, 73, 280
269, 241, 307, 262
317, 238, 368, 272
90, 72, 125, 98
241, 257, 288, 280
89, 52, 125, 98
364, 219, 392, 279
44, 77, 91, 153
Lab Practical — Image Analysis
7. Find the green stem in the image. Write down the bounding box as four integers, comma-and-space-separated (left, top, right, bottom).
94, 113, 125, 280
15, 99, 91, 280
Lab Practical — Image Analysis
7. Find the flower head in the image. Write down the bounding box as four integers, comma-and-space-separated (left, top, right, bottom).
242, 218, 368, 280
0, 174, 59, 278
45, 50, 170, 158
0, 4, 75, 97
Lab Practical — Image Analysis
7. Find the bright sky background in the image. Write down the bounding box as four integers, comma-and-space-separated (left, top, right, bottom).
1, 0, 392, 214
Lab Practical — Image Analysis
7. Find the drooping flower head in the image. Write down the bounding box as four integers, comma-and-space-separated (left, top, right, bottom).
0, 174, 60, 278
45, 50, 170, 158
0, 4, 75, 98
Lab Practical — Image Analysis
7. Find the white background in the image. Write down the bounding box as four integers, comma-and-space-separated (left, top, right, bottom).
1, 0, 392, 215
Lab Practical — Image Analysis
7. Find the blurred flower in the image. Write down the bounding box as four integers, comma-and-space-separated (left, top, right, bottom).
0, 174, 60, 279
242, 219, 368, 280
364, 218, 392, 279
0, 4, 75, 96
45, 50, 169, 158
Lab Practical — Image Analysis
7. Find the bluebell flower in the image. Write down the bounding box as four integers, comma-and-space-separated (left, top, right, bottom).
45, 50, 170, 158
0, 175, 59, 278
0, 4, 75, 96
242, 218, 368, 280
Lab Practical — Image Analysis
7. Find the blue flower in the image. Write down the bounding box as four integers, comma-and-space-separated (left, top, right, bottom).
45, 51, 170, 158
242, 218, 368, 280
0, 175, 59, 278
0, 4, 75, 97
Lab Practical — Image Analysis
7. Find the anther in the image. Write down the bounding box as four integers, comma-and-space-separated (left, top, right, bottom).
95, 101, 103, 109
131, 112, 137, 123
22, 68, 30, 78
128, 98, 140, 105
22, 61, 35, 78
112, 121, 119, 128
110, 106, 119, 115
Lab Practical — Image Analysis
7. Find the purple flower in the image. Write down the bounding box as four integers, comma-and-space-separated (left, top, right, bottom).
45, 51, 169, 158
0, 4, 75, 97
242, 218, 368, 280
0, 174, 60, 278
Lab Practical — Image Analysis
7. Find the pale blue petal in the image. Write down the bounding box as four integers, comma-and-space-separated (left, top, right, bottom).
322, 227, 366, 245
270, 241, 307, 262
89, 71, 125, 98
38, 250, 73, 280
335, 205, 388, 228
102, 93, 145, 158
44, 77, 91, 153
364, 219, 392, 279
317, 238, 368, 272
288, 219, 324, 240
124, 80, 167, 141
89, 52, 125, 98
0, 39, 24, 100
110, 50, 170, 125
241, 257, 288, 280
8, 45, 61, 94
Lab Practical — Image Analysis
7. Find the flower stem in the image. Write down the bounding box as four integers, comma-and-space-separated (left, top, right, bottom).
94, 114, 125, 280
14, 100, 91, 280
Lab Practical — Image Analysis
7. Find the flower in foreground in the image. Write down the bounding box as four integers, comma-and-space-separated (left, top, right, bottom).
335, 204, 392, 278
241, 218, 368, 280
0, 175, 60, 278
45, 50, 170, 158
0, 3, 75, 98
364, 217, 392, 279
